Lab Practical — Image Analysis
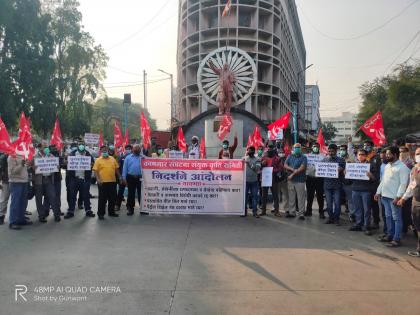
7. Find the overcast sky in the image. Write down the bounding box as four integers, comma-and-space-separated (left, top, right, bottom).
79, 0, 420, 129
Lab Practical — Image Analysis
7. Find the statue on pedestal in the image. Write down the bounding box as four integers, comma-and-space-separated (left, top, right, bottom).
207, 60, 235, 115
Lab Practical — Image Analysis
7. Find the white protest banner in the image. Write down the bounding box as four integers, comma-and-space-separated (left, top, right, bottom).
261, 167, 273, 187
34, 157, 59, 174
168, 150, 184, 159
67, 155, 92, 171
315, 162, 339, 178
305, 154, 324, 167
345, 163, 370, 180
141, 159, 245, 215
84, 133, 100, 145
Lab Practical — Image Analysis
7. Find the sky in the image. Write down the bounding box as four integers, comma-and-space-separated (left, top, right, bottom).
78, 0, 420, 128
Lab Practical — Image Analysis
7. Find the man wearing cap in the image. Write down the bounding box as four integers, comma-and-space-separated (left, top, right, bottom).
188, 136, 200, 159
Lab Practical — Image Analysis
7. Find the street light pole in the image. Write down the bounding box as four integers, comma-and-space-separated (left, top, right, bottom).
158, 69, 174, 129
294, 63, 313, 144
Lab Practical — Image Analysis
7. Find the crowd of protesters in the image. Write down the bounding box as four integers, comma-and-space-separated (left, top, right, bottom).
0, 134, 419, 258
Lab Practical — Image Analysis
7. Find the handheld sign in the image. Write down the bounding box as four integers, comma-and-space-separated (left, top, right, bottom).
34, 157, 59, 174
305, 154, 324, 167
261, 167, 273, 187
67, 156, 92, 171
84, 133, 100, 145
345, 163, 370, 180
315, 162, 339, 178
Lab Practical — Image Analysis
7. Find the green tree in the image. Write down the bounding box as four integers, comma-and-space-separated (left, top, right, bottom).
91, 97, 157, 142
319, 122, 338, 142
358, 62, 420, 142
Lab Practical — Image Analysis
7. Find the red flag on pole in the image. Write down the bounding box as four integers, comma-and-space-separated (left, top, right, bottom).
140, 112, 151, 150
177, 127, 187, 153
317, 128, 328, 155
217, 115, 233, 140
267, 112, 291, 140
50, 117, 63, 151
114, 121, 123, 150
13, 112, 34, 160
252, 125, 264, 148
246, 134, 253, 149
0, 117, 15, 155
199, 138, 206, 159
359, 111, 387, 146
123, 128, 129, 149
222, 0, 231, 17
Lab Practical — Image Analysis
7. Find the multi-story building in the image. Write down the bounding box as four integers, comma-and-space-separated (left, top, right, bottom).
176, 0, 306, 129
322, 111, 360, 144
304, 84, 320, 133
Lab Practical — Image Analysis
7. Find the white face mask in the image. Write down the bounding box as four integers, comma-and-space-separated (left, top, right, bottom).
416, 155, 420, 164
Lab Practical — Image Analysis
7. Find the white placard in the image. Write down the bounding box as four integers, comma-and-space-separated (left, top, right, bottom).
261, 167, 273, 187
84, 133, 100, 145
67, 156, 92, 171
305, 154, 324, 167
34, 157, 59, 174
315, 162, 339, 178
168, 150, 184, 159
345, 163, 370, 180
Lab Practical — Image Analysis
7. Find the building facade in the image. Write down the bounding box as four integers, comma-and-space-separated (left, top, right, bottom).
304, 84, 320, 133
176, 0, 306, 128
322, 111, 360, 144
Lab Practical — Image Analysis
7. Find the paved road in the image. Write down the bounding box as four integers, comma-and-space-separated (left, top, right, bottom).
1, 184, 420, 315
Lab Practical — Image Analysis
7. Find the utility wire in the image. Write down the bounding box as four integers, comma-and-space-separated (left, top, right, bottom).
103, 77, 170, 88
297, 0, 420, 41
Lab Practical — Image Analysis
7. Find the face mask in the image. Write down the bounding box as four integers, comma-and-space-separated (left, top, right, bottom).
125, 149, 132, 155
71, 147, 77, 152
293, 148, 301, 155
257, 149, 263, 157
339, 150, 347, 157
415, 155, 420, 163
109, 145, 115, 151
78, 145, 85, 152
43, 148, 50, 155
102, 152, 109, 158
157, 149, 163, 155
223, 144, 228, 149
312, 147, 319, 153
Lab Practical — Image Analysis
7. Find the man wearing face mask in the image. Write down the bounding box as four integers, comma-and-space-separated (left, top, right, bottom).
399, 145, 414, 169
339, 144, 355, 220
305, 143, 325, 219
399, 145, 415, 234
322, 144, 346, 225
93, 146, 121, 220
398, 147, 420, 257
32, 142, 61, 223
284, 143, 307, 220
115, 144, 133, 211
260, 144, 282, 216
375, 147, 410, 247
188, 136, 200, 159
152, 145, 166, 158
242, 146, 261, 218
121, 144, 143, 216
64, 142, 95, 219
218, 134, 238, 159
276, 147, 289, 214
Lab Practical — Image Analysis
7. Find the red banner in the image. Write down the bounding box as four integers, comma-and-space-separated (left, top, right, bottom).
359, 111, 387, 146
317, 128, 328, 155
199, 137, 206, 159
114, 121, 123, 150
140, 112, 151, 150
50, 118, 63, 151
177, 127, 187, 153
267, 112, 291, 140
13, 112, 34, 160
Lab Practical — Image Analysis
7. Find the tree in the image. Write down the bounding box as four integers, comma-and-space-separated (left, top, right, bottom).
358, 62, 420, 142
91, 97, 157, 142
319, 122, 338, 142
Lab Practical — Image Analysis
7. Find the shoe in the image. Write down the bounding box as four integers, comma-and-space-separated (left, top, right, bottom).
274, 213, 282, 217
78, 205, 84, 210
98, 216, 105, 220
115, 205, 121, 212
349, 225, 362, 231
325, 219, 334, 224
19, 220, 33, 226
25, 211, 32, 215
270, 210, 275, 214
299, 215, 305, 220
0, 216, 4, 225
39, 217, 47, 223
385, 240, 401, 247
109, 213, 119, 217
60, 211, 65, 216
304, 212, 312, 217
260, 211, 267, 216
140, 212, 149, 215
377, 234, 392, 242
407, 250, 420, 257
285, 213, 296, 218
9, 224, 21, 230
240, 214, 246, 217
54, 216, 61, 222
319, 213, 326, 219
64, 213, 74, 219
86, 211, 95, 218
253, 214, 260, 218
349, 214, 356, 223
127, 211, 134, 216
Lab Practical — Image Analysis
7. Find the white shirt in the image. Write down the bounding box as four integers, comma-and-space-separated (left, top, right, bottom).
376, 159, 410, 199
402, 166, 419, 200
188, 144, 199, 159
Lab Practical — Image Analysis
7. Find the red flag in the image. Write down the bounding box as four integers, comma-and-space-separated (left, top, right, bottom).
222, 0, 231, 17
13, 112, 34, 160
114, 121, 123, 150
140, 112, 151, 150
317, 128, 328, 155
123, 128, 129, 148
217, 115, 233, 140
267, 112, 291, 140
50, 118, 63, 151
359, 111, 387, 146
246, 134, 253, 149
177, 127, 187, 153
199, 138, 206, 159
284, 142, 291, 157
0, 117, 15, 155
252, 125, 264, 148
98, 131, 104, 148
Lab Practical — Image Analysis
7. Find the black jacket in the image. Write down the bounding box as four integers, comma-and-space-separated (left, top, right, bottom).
65, 151, 94, 181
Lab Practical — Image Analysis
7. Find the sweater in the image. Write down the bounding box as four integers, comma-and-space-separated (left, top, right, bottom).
7, 156, 29, 183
